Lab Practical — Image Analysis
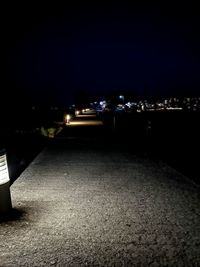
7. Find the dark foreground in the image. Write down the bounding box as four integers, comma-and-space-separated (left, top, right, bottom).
0, 115, 200, 266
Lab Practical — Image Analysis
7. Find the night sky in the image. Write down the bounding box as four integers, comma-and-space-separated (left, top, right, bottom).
3, 2, 200, 107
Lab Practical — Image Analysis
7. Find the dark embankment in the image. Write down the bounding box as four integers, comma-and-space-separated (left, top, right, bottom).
103, 110, 200, 184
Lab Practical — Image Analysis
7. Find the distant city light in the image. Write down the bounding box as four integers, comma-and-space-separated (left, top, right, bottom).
119, 95, 125, 102
166, 107, 183, 110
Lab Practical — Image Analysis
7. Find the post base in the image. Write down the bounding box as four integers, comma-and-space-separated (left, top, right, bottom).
0, 181, 12, 213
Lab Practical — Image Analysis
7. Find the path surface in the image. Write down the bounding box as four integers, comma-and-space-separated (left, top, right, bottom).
0, 114, 200, 266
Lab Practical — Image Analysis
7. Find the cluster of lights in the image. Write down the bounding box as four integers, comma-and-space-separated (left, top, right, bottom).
94, 96, 200, 114
121, 97, 200, 112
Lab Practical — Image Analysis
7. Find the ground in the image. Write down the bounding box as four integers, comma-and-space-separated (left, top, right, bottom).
0, 114, 200, 266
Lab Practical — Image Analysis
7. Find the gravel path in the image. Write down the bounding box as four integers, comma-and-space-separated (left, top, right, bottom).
0, 137, 200, 266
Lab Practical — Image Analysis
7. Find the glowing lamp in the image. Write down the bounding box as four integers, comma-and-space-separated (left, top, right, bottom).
0, 149, 12, 213
119, 95, 124, 101
66, 114, 71, 124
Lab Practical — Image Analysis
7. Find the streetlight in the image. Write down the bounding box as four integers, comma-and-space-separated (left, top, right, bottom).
0, 149, 12, 213
119, 95, 125, 104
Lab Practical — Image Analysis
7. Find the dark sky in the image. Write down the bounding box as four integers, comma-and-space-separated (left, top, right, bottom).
3, 2, 200, 107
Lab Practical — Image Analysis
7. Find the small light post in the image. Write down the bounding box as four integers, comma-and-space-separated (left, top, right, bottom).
66, 114, 71, 124
0, 149, 12, 213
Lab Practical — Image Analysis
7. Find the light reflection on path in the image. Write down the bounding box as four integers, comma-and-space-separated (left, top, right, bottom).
66, 120, 103, 126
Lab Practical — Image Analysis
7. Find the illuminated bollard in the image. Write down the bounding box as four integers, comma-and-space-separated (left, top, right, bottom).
66, 114, 71, 124
0, 149, 12, 213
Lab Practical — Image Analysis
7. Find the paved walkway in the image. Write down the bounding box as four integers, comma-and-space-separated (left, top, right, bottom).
0, 118, 200, 266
